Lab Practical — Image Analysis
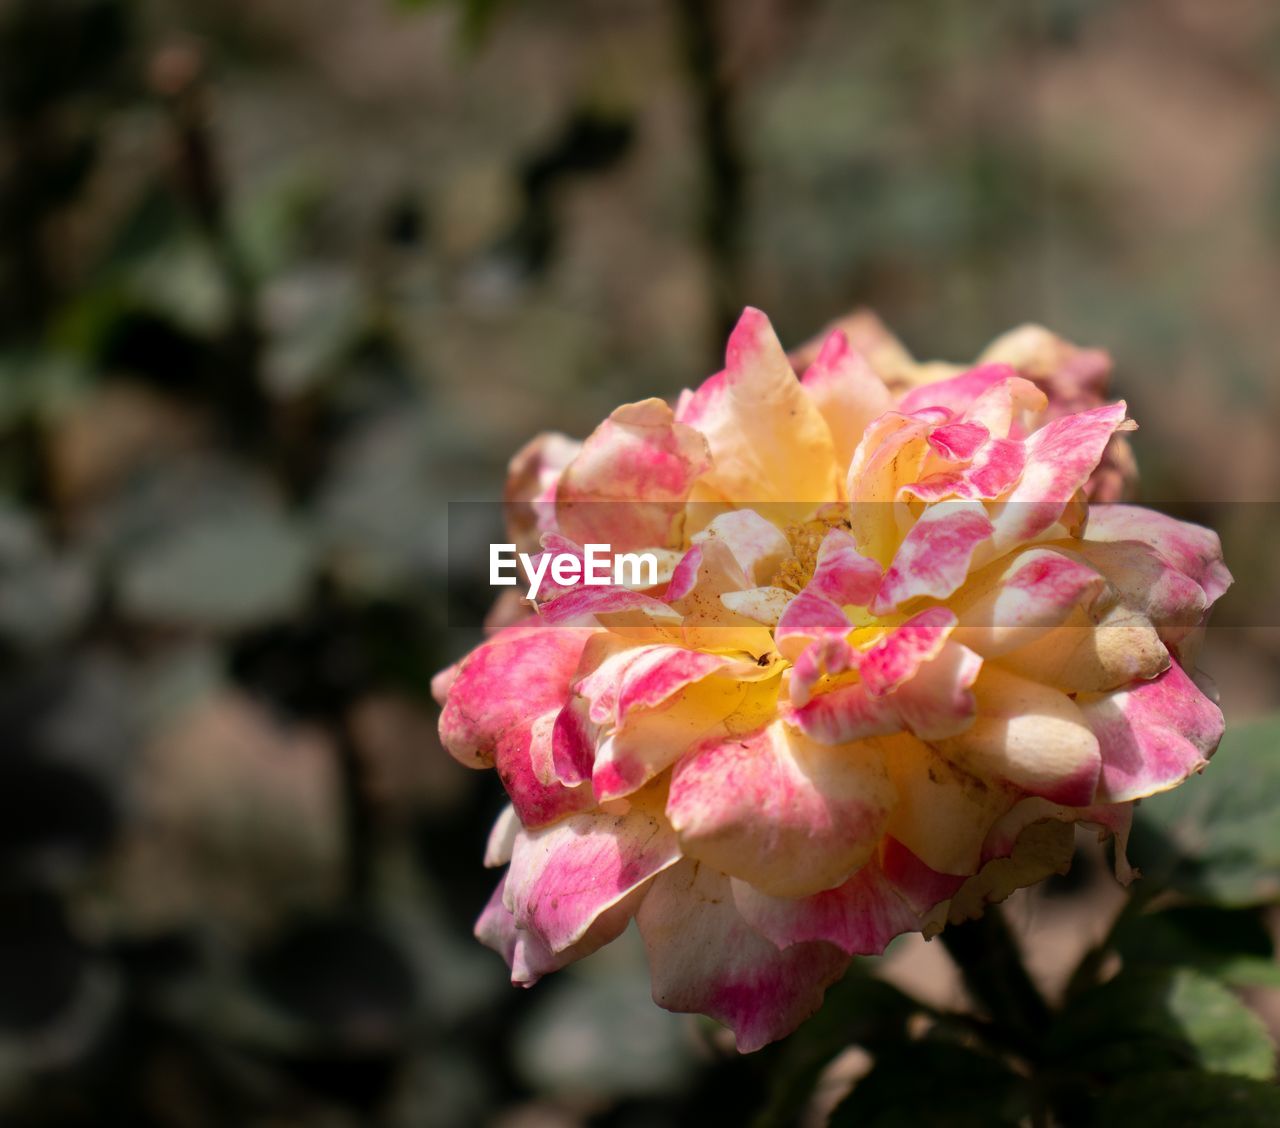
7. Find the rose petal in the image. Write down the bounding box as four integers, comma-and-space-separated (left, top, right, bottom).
692, 509, 792, 585
667, 721, 893, 898
637, 861, 850, 1052
504, 804, 681, 952
1080, 660, 1223, 803
988, 402, 1132, 549
932, 664, 1101, 806
799, 329, 894, 473
1083, 505, 1232, 606
438, 624, 590, 768
950, 547, 1110, 657
872, 500, 993, 614
556, 398, 710, 550
731, 859, 921, 955
677, 308, 840, 508
784, 640, 981, 744
882, 733, 1019, 875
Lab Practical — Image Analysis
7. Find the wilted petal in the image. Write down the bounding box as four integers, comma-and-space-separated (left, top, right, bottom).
996, 598, 1169, 694
945, 817, 1076, 925
637, 861, 850, 1052
1068, 538, 1208, 661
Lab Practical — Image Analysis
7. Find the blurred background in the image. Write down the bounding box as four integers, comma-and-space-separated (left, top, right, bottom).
1, 0, 1279, 1124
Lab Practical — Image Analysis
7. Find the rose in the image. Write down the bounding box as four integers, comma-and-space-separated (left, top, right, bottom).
434, 308, 1229, 1051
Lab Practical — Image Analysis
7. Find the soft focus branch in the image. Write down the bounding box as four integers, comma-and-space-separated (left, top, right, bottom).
671, 0, 746, 360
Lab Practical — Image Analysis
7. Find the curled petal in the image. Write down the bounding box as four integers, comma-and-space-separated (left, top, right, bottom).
944, 817, 1076, 926
784, 639, 981, 744
1084, 505, 1232, 606
437, 624, 589, 768
556, 398, 710, 550
637, 861, 850, 1052
950, 547, 1110, 657
504, 805, 681, 953
1080, 660, 1223, 804
693, 509, 792, 586
859, 606, 958, 697
807, 528, 884, 605
775, 589, 854, 658
995, 598, 1169, 694
496, 716, 594, 827
484, 804, 520, 868
478, 873, 642, 986
872, 500, 993, 614
1068, 539, 1208, 661
789, 636, 858, 708
592, 674, 753, 802
897, 364, 1023, 422
957, 372, 1048, 439
988, 402, 1132, 549
927, 420, 990, 462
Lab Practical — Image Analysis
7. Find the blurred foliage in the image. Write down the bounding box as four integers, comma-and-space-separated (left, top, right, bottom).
0, 0, 1278, 1124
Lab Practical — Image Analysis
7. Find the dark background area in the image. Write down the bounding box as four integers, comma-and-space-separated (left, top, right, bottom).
1, 0, 1278, 1124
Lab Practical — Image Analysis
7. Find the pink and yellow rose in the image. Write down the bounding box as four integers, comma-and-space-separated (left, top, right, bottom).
434, 309, 1229, 1051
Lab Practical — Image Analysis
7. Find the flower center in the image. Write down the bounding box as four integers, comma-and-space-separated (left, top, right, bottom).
770, 507, 851, 593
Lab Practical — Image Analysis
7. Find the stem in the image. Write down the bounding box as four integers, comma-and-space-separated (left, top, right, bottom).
939, 906, 1051, 1052
671, 0, 746, 360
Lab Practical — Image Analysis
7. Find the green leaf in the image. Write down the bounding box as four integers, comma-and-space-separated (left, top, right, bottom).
829, 1039, 1031, 1128
1130, 715, 1280, 906
1112, 906, 1280, 989
119, 507, 313, 630
1047, 967, 1276, 1084
1094, 1071, 1280, 1128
